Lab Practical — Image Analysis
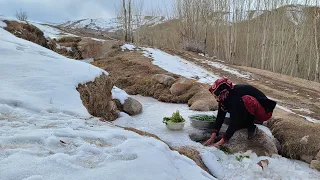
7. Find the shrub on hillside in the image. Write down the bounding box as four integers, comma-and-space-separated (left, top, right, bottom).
57, 37, 82, 43
16, 9, 28, 22
181, 40, 205, 54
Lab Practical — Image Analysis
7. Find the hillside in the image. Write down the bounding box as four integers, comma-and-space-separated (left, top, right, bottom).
58, 16, 166, 33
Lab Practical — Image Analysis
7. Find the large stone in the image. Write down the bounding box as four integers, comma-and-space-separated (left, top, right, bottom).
170, 78, 195, 96
188, 91, 218, 111
224, 128, 278, 156
123, 97, 143, 115
189, 125, 278, 156
310, 160, 320, 171
153, 74, 176, 87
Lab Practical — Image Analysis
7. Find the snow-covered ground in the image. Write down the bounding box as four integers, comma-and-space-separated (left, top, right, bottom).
141, 47, 220, 84
30, 22, 77, 39
194, 58, 251, 79
115, 95, 320, 180
0, 26, 214, 179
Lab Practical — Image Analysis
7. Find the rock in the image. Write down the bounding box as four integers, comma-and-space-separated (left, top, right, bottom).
77, 75, 119, 121
310, 160, 320, 171
123, 97, 142, 115
189, 126, 278, 156
170, 78, 195, 96
153, 74, 176, 86
190, 101, 211, 111
223, 128, 278, 156
189, 132, 212, 142
316, 151, 320, 161
188, 91, 218, 111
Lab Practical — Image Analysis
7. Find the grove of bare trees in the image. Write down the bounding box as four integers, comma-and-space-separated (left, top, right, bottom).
117, 0, 320, 82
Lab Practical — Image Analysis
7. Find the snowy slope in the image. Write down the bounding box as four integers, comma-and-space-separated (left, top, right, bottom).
0, 25, 215, 180
0, 28, 104, 117
142, 47, 220, 84
59, 16, 166, 32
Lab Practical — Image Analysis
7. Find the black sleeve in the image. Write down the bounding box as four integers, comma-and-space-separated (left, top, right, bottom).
223, 100, 246, 141
213, 104, 227, 133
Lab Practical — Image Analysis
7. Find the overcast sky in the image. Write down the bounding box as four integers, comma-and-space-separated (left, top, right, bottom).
0, 0, 173, 23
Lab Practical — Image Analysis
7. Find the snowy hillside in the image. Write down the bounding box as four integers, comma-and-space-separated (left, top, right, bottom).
59, 16, 166, 32
0, 22, 214, 180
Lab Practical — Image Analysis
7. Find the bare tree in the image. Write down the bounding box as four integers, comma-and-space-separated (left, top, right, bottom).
16, 9, 28, 22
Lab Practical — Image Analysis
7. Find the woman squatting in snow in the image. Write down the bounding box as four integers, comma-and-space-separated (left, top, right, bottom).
204, 78, 277, 148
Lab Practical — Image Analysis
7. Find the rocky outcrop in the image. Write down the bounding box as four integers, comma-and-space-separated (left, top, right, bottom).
77, 74, 119, 121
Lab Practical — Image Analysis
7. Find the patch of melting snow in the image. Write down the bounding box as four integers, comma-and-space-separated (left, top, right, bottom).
90, 38, 106, 42
292, 108, 313, 114
111, 86, 129, 104
80, 58, 94, 64
194, 58, 251, 79
277, 105, 320, 123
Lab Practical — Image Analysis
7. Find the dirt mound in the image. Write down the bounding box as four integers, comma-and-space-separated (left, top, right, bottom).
267, 109, 320, 163
77, 38, 103, 59
92, 51, 215, 108
77, 74, 118, 121
4, 20, 49, 49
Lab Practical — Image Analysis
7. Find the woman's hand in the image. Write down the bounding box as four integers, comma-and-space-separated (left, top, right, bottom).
203, 133, 216, 146
213, 138, 225, 149
203, 138, 214, 146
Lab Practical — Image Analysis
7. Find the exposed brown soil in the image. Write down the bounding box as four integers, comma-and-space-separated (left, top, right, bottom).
77, 74, 118, 121
92, 50, 215, 105
267, 108, 320, 163
4, 20, 50, 49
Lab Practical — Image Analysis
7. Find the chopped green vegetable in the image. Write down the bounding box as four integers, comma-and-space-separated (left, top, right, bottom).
191, 115, 216, 121
236, 155, 250, 161
163, 111, 185, 124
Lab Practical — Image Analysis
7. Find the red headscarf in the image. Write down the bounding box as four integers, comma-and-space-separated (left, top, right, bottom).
209, 78, 234, 104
